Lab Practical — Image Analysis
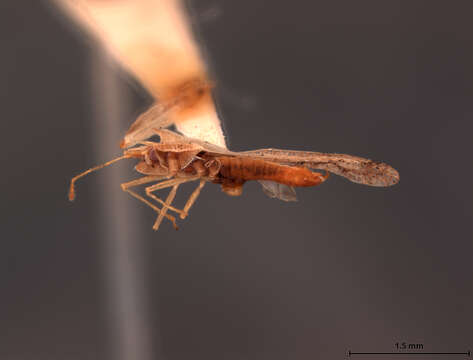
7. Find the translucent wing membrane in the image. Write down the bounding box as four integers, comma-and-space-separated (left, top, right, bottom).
258, 181, 298, 202
121, 103, 172, 148
239, 149, 399, 187
121, 78, 226, 148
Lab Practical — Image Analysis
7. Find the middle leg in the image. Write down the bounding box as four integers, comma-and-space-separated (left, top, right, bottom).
145, 177, 198, 218
145, 177, 206, 225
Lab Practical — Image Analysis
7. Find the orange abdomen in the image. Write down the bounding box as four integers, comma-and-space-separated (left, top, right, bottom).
216, 157, 327, 187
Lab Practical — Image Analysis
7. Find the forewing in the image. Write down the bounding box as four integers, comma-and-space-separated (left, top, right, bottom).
153, 129, 187, 144
120, 103, 172, 149
54, 0, 226, 148
241, 149, 399, 187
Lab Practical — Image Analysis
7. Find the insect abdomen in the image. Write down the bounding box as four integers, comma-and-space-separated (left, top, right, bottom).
216, 157, 327, 187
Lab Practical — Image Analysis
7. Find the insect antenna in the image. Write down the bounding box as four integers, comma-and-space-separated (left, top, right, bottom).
68, 155, 131, 201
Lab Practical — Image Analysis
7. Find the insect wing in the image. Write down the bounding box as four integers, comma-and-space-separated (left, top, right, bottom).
121, 103, 172, 148
240, 149, 399, 187
259, 181, 298, 202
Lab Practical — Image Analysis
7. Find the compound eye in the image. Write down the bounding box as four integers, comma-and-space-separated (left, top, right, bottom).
149, 148, 159, 162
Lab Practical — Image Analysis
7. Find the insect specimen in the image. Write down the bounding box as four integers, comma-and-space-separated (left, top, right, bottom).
59, 1, 400, 231
69, 129, 399, 231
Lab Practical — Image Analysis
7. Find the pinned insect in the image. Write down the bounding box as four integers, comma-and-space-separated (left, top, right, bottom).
69, 129, 399, 231
60, 1, 400, 231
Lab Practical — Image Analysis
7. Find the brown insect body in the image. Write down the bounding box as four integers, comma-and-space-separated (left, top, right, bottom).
61, 2, 399, 231
134, 145, 329, 197
69, 129, 398, 231
213, 156, 328, 194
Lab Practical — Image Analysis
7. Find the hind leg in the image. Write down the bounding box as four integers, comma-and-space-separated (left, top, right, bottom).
145, 177, 198, 218
146, 178, 207, 227
152, 183, 179, 231
120, 176, 178, 230
180, 180, 206, 219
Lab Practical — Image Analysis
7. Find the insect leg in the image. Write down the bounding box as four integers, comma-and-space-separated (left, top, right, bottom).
69, 155, 130, 201
145, 177, 198, 218
120, 176, 178, 230
180, 180, 206, 219
152, 184, 179, 231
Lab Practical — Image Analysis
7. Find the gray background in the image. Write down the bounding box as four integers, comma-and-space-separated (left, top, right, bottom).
1, 1, 471, 359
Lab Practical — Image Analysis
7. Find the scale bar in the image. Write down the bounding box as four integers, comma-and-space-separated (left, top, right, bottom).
348, 351, 471, 356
